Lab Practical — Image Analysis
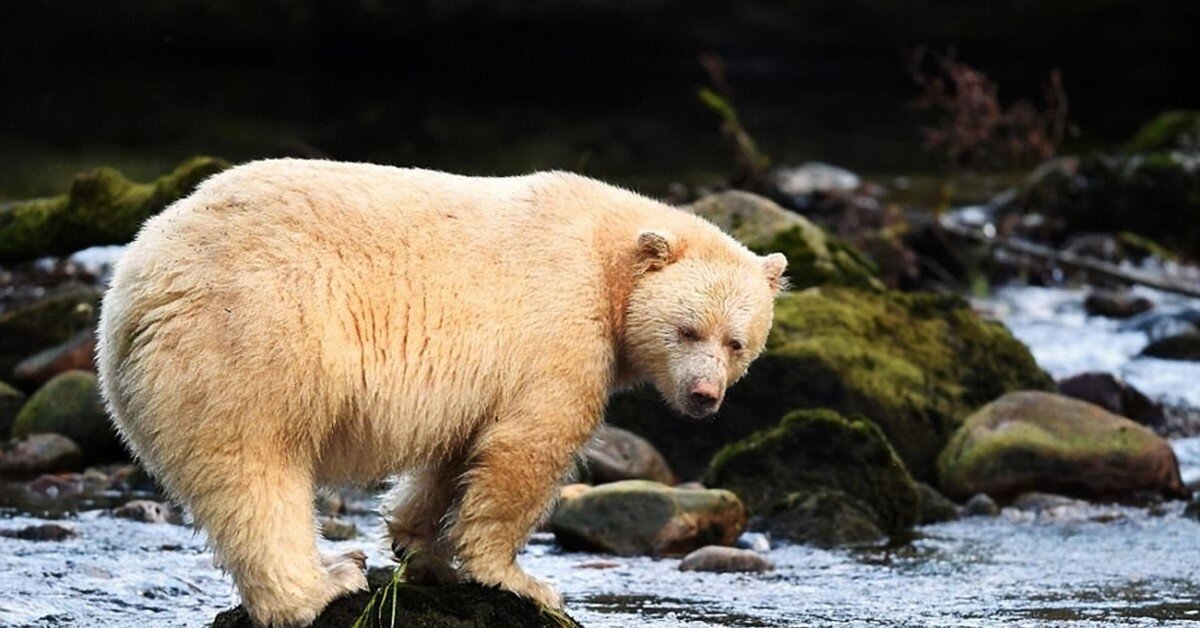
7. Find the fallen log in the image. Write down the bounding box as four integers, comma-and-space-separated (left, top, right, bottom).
0, 157, 228, 264
939, 218, 1200, 299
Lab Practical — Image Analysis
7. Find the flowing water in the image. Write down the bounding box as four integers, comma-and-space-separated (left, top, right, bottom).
2, 280, 1200, 627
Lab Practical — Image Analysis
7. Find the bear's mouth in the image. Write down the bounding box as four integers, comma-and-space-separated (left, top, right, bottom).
680, 395, 722, 418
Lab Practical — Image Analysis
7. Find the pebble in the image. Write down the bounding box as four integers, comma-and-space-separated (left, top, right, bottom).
678, 546, 773, 573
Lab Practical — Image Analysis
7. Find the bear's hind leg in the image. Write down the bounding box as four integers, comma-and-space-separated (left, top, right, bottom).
384, 461, 464, 585
188, 453, 366, 626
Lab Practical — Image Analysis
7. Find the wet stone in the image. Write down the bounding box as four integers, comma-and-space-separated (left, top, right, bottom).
963, 494, 999, 517
678, 545, 773, 573
113, 500, 175, 524
0, 522, 78, 541
0, 433, 85, 476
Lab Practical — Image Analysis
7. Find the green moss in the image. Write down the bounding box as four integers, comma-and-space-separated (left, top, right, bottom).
11, 370, 123, 461
0, 156, 228, 264
687, 191, 883, 290
608, 287, 1051, 481
1126, 110, 1200, 153
211, 567, 582, 628
705, 409, 918, 537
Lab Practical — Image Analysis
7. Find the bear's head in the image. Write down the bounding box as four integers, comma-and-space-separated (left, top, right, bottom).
623, 228, 787, 418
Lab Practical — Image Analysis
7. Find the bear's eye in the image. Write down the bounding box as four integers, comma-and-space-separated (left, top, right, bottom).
678, 327, 701, 342
728, 339, 744, 352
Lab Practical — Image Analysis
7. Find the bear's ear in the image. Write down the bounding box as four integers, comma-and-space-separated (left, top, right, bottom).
762, 252, 788, 293
636, 229, 681, 271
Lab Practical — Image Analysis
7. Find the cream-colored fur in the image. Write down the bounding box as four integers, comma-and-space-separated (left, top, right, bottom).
96, 159, 785, 627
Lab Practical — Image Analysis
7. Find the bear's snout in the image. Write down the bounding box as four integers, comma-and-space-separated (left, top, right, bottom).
684, 380, 723, 417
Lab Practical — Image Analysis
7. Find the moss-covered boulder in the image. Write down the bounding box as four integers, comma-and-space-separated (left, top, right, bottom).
757, 487, 887, 547
705, 409, 918, 544
1126, 110, 1200, 153
0, 283, 101, 381
211, 567, 582, 628
938, 391, 1190, 501
0, 381, 25, 438
0, 156, 228, 264
608, 288, 1051, 480
1005, 150, 1200, 258
686, 191, 883, 290
11, 370, 123, 461
550, 480, 746, 556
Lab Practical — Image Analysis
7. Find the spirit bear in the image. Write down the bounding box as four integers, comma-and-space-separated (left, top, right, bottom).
96, 160, 786, 626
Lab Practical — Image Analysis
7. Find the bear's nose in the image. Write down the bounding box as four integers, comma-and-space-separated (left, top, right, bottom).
689, 381, 721, 408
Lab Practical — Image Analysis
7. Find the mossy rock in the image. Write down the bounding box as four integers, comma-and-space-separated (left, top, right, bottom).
686, 191, 884, 290
211, 567, 582, 628
938, 391, 1190, 501
759, 487, 886, 548
0, 156, 229, 264
1006, 150, 1200, 258
705, 409, 918, 540
550, 480, 746, 556
0, 283, 101, 381
915, 482, 960, 524
1126, 110, 1200, 153
608, 287, 1051, 480
0, 381, 25, 438
11, 370, 124, 461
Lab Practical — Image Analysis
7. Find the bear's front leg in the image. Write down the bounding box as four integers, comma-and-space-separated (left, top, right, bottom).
449, 394, 601, 608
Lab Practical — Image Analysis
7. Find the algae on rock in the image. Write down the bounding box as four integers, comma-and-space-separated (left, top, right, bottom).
608, 287, 1051, 480
0, 156, 228, 264
706, 408, 919, 543
11, 370, 124, 461
686, 191, 884, 290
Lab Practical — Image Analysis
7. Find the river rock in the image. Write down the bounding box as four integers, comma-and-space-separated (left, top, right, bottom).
760, 487, 886, 547
583, 425, 675, 485
0, 283, 101, 381
770, 162, 861, 197
1083, 290, 1153, 319
938, 391, 1189, 501
706, 409, 919, 543
211, 567, 582, 628
10, 370, 124, 461
0, 522, 78, 542
685, 191, 883, 291
12, 330, 96, 388
113, 499, 174, 524
0, 433, 84, 475
1057, 372, 1166, 430
550, 480, 746, 556
318, 516, 358, 540
1126, 110, 1200, 153
963, 493, 1000, 517
678, 545, 773, 573
0, 380, 25, 438
1140, 332, 1200, 361
610, 287, 1052, 481
916, 482, 960, 524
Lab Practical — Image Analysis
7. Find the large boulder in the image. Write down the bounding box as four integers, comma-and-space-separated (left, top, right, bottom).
1057, 372, 1166, 431
583, 425, 675, 485
685, 191, 883, 290
938, 391, 1189, 501
550, 480, 746, 556
608, 287, 1051, 480
211, 567, 582, 628
0, 433, 85, 476
0, 283, 101, 381
705, 409, 919, 545
10, 370, 124, 461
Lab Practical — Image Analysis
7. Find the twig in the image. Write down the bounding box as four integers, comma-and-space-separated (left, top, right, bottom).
939, 219, 1200, 298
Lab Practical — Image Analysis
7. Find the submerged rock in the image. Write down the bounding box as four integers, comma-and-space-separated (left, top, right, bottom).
0, 283, 100, 380
1140, 332, 1200, 361
211, 567, 582, 628
11, 370, 124, 461
0, 433, 84, 475
685, 191, 883, 291
706, 409, 918, 543
583, 425, 675, 485
678, 545, 773, 573
938, 391, 1189, 501
0, 522, 78, 542
0, 380, 26, 438
1083, 290, 1153, 319
610, 288, 1052, 481
550, 480, 746, 556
